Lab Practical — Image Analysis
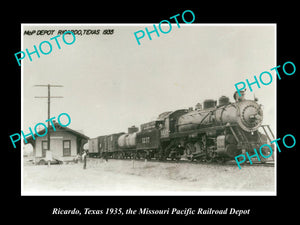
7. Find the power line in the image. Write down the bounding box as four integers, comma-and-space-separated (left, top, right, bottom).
34, 84, 64, 151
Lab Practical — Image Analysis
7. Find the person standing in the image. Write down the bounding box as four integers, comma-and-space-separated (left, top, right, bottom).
104, 153, 108, 163
45, 149, 53, 167
82, 150, 87, 169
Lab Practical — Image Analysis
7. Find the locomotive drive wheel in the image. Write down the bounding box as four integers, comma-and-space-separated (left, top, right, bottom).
204, 155, 214, 163
225, 144, 239, 158
185, 143, 195, 156
185, 143, 196, 161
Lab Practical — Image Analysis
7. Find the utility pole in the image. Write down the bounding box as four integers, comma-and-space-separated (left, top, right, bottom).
34, 84, 63, 151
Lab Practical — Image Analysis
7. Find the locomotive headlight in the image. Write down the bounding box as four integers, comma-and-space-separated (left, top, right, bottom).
249, 115, 255, 119
255, 114, 262, 120
237, 100, 263, 132
249, 114, 261, 121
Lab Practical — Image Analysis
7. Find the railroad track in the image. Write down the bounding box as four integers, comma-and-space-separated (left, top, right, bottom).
88, 157, 275, 168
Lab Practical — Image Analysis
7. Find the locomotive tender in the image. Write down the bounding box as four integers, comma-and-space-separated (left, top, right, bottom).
89, 90, 274, 162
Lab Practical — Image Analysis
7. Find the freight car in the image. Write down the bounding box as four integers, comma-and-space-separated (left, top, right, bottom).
89, 90, 274, 163
88, 133, 124, 158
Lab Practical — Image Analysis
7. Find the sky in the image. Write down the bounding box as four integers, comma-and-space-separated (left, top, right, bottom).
22, 24, 276, 142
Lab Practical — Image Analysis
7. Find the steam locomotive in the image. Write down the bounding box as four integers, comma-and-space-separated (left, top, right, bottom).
89, 90, 274, 162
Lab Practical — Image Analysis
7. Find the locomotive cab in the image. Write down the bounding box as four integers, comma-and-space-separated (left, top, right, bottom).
158, 109, 189, 138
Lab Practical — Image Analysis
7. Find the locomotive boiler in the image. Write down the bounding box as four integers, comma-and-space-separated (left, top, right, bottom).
177, 96, 263, 133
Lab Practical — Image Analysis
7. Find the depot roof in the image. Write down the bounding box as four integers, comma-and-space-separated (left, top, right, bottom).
24, 122, 89, 145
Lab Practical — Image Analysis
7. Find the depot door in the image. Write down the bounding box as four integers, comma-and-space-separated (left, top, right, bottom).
42, 141, 48, 157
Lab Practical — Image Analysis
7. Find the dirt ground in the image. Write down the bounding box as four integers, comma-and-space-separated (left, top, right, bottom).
22, 158, 275, 195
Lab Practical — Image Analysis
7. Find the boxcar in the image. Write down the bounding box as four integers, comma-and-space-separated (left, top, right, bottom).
98, 135, 107, 157
88, 137, 100, 157
105, 132, 124, 158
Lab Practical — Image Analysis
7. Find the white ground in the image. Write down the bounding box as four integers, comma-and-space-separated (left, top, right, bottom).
22, 158, 275, 195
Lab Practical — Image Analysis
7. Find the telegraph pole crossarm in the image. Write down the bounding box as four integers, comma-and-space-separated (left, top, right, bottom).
34, 96, 63, 98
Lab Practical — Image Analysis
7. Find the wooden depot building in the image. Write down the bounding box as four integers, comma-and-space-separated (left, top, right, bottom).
25, 122, 89, 164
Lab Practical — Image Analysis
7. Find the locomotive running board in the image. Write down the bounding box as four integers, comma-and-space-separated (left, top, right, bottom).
170, 125, 227, 139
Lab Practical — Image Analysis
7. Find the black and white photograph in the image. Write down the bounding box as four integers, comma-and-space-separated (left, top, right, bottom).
21, 24, 276, 195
